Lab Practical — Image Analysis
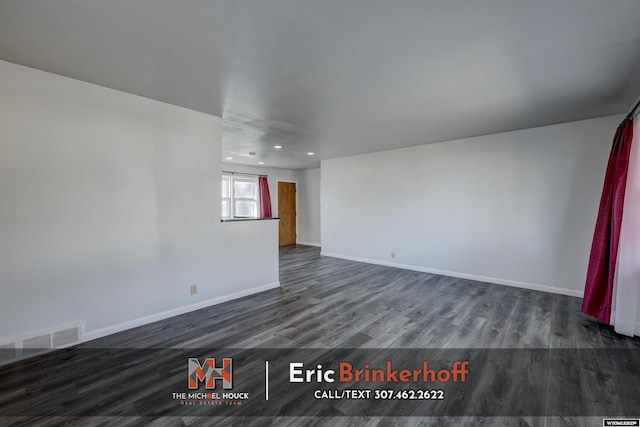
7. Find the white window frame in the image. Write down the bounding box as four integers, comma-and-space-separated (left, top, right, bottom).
222, 174, 260, 219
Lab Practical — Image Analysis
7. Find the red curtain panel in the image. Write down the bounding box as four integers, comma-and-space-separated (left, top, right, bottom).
258, 176, 272, 218
582, 118, 634, 324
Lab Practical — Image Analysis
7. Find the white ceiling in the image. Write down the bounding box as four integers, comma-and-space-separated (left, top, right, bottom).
1, 1, 640, 170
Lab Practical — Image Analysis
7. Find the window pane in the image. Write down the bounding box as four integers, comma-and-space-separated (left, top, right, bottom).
235, 200, 257, 217
221, 199, 230, 218
222, 178, 230, 198
234, 180, 257, 199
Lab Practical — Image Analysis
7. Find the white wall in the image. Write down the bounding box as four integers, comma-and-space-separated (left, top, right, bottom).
321, 115, 624, 297
298, 168, 321, 246
0, 60, 279, 342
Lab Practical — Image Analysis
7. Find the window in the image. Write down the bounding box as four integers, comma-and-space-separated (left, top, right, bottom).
222, 174, 259, 219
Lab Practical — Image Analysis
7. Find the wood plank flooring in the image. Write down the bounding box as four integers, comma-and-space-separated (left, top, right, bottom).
82, 245, 640, 350
1, 245, 639, 426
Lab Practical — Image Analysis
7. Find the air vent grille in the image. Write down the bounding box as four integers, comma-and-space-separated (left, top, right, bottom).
0, 323, 83, 366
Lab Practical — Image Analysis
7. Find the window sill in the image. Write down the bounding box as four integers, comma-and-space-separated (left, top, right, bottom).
221, 217, 280, 223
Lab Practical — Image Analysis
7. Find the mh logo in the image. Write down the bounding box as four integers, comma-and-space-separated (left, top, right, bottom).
188, 357, 233, 389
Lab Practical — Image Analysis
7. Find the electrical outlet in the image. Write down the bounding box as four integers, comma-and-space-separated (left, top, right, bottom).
190, 284, 198, 295
391, 252, 395, 259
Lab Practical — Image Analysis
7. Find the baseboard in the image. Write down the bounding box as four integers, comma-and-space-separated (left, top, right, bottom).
297, 241, 321, 247
320, 252, 583, 298
83, 281, 281, 342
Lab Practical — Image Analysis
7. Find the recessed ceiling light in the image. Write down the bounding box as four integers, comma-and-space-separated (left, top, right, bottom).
258, 161, 265, 165
226, 157, 233, 160
274, 145, 282, 149
307, 152, 314, 156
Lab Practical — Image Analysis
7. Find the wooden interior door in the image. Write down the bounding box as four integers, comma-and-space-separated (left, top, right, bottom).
278, 182, 296, 246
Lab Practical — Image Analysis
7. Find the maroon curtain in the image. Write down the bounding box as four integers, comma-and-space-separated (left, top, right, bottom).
582, 118, 634, 323
258, 176, 272, 218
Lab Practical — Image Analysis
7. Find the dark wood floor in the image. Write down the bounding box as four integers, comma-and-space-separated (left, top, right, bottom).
1, 245, 639, 426
85, 245, 640, 350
